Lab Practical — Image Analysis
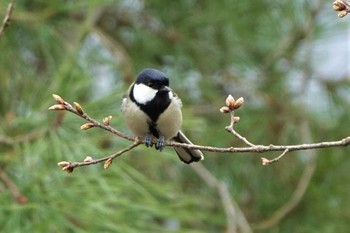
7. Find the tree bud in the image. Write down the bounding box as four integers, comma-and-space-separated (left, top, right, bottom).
83, 156, 93, 162
333, 1, 347, 11
104, 158, 113, 169
48, 104, 66, 111
261, 157, 270, 166
52, 94, 65, 104
103, 116, 112, 126
73, 102, 84, 115
234, 97, 244, 109
225, 94, 235, 110
80, 123, 95, 130
338, 10, 348, 18
57, 161, 70, 168
233, 116, 240, 123
220, 106, 230, 113
62, 166, 74, 173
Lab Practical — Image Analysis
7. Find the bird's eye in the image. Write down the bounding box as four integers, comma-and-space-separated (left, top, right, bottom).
147, 82, 154, 87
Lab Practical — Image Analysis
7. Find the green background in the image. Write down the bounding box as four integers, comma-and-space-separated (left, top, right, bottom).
0, 0, 349, 232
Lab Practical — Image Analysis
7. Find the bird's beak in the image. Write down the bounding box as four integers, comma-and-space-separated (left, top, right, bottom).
158, 86, 170, 93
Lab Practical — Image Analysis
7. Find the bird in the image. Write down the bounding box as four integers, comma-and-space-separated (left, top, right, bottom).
121, 68, 204, 164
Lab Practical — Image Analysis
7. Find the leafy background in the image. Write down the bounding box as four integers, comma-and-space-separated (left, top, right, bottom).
0, 0, 349, 232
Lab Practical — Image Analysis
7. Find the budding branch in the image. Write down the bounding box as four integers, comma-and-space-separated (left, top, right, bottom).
49, 94, 350, 173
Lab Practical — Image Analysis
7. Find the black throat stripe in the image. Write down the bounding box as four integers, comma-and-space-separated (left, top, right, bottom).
129, 85, 171, 137
148, 121, 159, 138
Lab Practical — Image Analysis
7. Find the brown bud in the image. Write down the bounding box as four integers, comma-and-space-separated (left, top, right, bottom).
58, 161, 74, 173
62, 166, 74, 173
220, 106, 231, 113
73, 102, 84, 115
80, 123, 95, 130
52, 94, 65, 104
104, 158, 113, 169
225, 94, 235, 110
83, 156, 93, 162
338, 10, 348, 18
57, 161, 71, 168
103, 115, 113, 126
48, 104, 66, 111
234, 97, 244, 109
261, 157, 270, 166
333, 1, 347, 11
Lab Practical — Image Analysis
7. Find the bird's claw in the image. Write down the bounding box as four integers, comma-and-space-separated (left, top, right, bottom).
144, 134, 153, 147
155, 135, 165, 151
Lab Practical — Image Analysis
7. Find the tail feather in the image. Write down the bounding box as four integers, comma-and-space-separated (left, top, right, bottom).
173, 131, 204, 164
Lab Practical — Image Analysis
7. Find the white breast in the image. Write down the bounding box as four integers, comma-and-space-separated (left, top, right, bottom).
157, 96, 183, 139
121, 97, 150, 137
122, 91, 183, 140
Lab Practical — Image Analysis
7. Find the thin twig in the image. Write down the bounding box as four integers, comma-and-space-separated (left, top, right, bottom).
0, 0, 15, 38
49, 94, 350, 171
58, 140, 141, 172
59, 98, 350, 154
53, 96, 350, 154
0, 169, 28, 204
261, 149, 289, 166
63, 102, 134, 141
226, 127, 256, 147
167, 137, 350, 154
223, 108, 256, 147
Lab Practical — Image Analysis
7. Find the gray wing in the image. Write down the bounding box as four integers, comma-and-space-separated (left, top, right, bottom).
121, 94, 128, 112
173, 130, 204, 164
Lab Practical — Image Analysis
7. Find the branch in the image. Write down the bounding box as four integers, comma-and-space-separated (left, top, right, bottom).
0, 0, 15, 38
57, 140, 142, 173
48, 94, 350, 172
167, 136, 350, 154
261, 149, 289, 166
222, 98, 256, 147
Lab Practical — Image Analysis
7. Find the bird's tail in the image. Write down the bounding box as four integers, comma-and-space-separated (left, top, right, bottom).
173, 130, 204, 164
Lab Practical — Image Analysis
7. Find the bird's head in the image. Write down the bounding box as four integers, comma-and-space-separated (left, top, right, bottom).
132, 68, 172, 104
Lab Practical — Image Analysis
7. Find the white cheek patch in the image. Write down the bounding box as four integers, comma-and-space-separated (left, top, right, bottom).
133, 83, 157, 104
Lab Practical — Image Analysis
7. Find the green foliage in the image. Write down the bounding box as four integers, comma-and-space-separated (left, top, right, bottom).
1, 0, 349, 232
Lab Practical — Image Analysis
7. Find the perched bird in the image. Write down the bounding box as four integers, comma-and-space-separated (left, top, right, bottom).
121, 68, 203, 164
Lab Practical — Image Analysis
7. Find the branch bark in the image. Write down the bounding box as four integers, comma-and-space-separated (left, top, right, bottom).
48, 94, 350, 172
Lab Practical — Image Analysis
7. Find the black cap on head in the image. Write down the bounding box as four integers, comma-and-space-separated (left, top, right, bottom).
135, 68, 169, 88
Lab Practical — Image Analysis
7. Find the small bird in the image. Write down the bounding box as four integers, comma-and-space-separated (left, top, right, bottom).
121, 68, 203, 164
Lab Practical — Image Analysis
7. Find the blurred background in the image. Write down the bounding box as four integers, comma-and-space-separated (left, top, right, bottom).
0, 0, 349, 232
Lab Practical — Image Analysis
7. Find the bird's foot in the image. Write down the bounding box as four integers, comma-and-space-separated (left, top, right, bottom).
155, 135, 165, 151
144, 134, 154, 147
